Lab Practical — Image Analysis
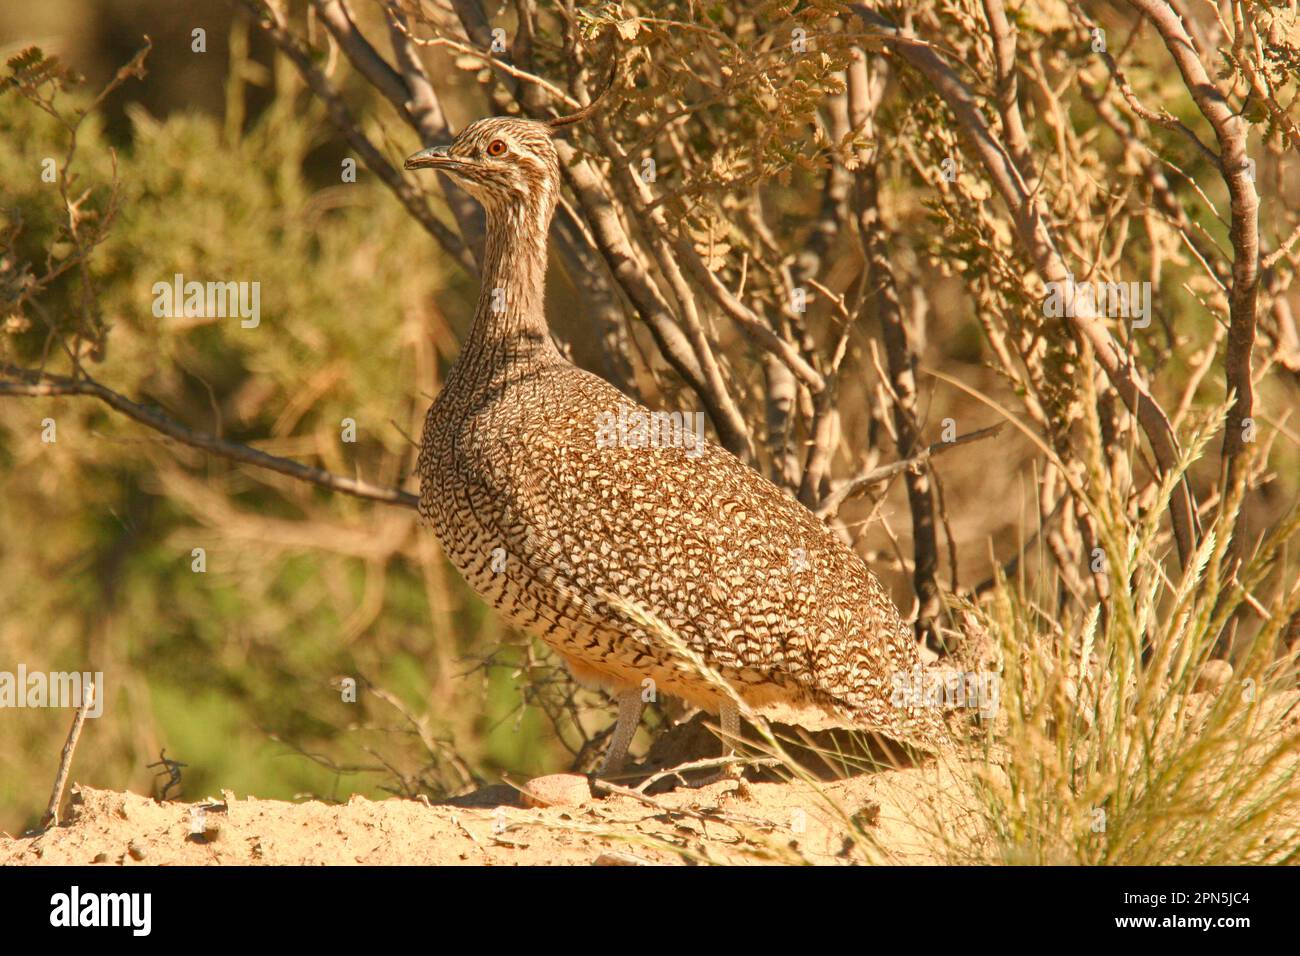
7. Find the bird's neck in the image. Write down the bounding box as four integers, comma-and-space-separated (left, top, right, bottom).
457, 202, 562, 376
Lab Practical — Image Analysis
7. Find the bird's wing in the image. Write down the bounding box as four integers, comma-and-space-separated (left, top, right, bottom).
453, 367, 945, 746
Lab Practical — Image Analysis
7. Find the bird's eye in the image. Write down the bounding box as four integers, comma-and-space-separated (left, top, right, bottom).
486, 139, 507, 157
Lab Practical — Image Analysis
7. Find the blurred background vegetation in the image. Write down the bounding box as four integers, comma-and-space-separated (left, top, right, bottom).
1, 0, 1296, 845
0, 2, 554, 831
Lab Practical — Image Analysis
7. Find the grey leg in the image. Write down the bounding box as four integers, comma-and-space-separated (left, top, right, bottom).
599, 688, 645, 777
718, 700, 739, 754
685, 700, 742, 788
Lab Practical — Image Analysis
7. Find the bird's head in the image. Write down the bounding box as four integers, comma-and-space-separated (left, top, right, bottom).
404, 117, 561, 218
403, 56, 615, 220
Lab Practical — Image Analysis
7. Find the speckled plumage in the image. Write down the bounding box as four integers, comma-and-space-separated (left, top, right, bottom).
406, 117, 948, 765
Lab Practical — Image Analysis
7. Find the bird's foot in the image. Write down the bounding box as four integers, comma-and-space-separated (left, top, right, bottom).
680, 760, 744, 789
641, 753, 747, 791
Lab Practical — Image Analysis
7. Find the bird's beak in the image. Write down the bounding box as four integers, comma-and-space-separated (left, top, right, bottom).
404, 145, 453, 170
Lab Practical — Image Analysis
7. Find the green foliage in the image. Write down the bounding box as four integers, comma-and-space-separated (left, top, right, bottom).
0, 57, 551, 830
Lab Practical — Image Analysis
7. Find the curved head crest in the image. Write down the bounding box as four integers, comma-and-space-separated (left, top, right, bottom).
546, 56, 619, 131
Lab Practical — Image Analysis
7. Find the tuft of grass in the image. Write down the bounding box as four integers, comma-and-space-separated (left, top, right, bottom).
932, 388, 1300, 865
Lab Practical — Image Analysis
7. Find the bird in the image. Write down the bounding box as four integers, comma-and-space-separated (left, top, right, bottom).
404, 112, 950, 778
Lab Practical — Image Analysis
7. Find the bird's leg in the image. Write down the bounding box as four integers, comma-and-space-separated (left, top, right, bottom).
716, 700, 743, 777
718, 699, 740, 757
683, 700, 742, 788
598, 688, 645, 778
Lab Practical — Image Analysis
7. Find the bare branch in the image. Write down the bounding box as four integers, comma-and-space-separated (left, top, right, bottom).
1126, 0, 1260, 499
311, 0, 485, 260
313, 0, 409, 108
852, 4, 1201, 569
39, 680, 96, 830
816, 425, 1004, 520
1, 366, 417, 509
980, 0, 1037, 186
848, 49, 942, 643
239, 0, 475, 274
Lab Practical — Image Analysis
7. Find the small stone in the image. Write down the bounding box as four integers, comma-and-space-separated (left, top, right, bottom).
1194, 660, 1233, 694
519, 773, 593, 808
92, 852, 108, 863
127, 840, 147, 861
852, 800, 881, 828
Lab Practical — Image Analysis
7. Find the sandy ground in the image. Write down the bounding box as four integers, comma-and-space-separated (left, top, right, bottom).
0, 772, 948, 866
1, 719, 961, 866
10, 692, 1292, 866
